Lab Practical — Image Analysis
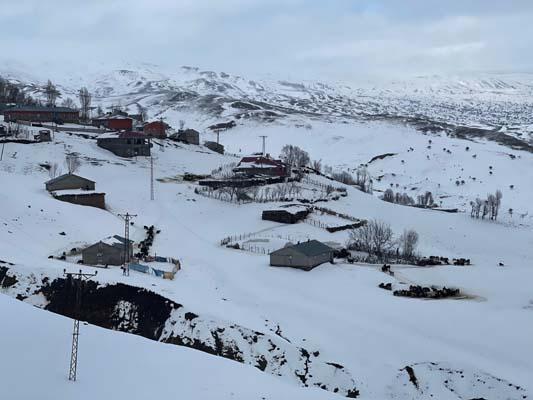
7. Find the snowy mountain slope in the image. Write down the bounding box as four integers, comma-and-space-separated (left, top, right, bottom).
1, 122, 532, 399
2, 63, 533, 142
0, 295, 340, 400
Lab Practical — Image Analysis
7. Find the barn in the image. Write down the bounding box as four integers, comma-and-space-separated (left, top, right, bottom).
270, 240, 334, 271
45, 174, 95, 192
82, 235, 133, 266
4, 106, 79, 124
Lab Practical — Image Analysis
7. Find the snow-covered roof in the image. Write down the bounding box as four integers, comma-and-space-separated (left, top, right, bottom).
52, 189, 101, 196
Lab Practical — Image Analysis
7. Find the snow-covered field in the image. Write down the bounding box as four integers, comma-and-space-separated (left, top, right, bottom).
1, 111, 533, 399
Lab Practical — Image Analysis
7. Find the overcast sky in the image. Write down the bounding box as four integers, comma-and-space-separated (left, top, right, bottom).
1, 0, 532, 81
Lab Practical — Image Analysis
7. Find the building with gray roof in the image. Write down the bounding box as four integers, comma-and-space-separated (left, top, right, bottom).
270, 240, 334, 271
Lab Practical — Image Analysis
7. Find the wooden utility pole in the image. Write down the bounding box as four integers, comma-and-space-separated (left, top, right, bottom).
63, 269, 98, 382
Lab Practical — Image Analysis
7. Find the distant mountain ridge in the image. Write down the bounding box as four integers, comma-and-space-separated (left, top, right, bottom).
2, 63, 533, 144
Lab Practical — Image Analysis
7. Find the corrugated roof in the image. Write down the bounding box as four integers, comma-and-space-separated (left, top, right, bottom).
6, 106, 78, 113
274, 240, 333, 257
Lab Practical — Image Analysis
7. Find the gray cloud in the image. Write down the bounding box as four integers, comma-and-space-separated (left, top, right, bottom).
0, 0, 531, 81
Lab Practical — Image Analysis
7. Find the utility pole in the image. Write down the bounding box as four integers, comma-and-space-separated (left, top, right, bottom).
259, 135, 267, 156
118, 213, 137, 276
63, 268, 98, 382
0, 141, 5, 161
150, 154, 154, 201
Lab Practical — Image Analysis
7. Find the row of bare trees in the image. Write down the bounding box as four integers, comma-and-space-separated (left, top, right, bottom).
348, 219, 419, 261
469, 190, 502, 220
48, 154, 81, 179
0, 77, 36, 105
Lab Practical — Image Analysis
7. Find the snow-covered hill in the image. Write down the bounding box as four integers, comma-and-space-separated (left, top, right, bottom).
1, 116, 532, 399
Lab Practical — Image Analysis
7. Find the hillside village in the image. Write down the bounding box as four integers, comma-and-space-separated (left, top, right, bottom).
1, 73, 533, 400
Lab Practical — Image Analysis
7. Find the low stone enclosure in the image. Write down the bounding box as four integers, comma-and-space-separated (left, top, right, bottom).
0, 268, 359, 398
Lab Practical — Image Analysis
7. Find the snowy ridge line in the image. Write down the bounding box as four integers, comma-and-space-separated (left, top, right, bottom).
0, 267, 360, 398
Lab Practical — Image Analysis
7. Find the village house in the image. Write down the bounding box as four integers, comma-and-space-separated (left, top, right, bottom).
45, 173, 95, 192
97, 131, 151, 157
175, 128, 200, 145
143, 120, 167, 138
233, 155, 289, 178
270, 240, 334, 271
4, 106, 79, 124
45, 173, 105, 209
91, 114, 133, 131
82, 235, 133, 266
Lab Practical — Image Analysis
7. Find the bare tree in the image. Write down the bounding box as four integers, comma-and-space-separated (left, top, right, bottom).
61, 97, 76, 109
44, 80, 60, 107
399, 229, 419, 259
312, 159, 322, 173
65, 154, 81, 174
349, 219, 394, 260
48, 162, 61, 179
136, 104, 147, 122
96, 105, 104, 117
79, 87, 92, 122
382, 188, 395, 203
280, 144, 310, 168
179, 120, 186, 130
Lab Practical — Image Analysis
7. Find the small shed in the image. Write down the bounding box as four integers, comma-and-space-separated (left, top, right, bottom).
82, 235, 133, 266
45, 174, 95, 192
204, 141, 224, 154
262, 206, 309, 224
270, 240, 334, 271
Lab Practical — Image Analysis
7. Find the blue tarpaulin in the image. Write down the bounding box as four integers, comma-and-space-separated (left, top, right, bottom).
152, 268, 165, 277
129, 263, 149, 273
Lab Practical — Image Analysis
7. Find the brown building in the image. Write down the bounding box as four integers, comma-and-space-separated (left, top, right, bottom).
143, 121, 167, 138
4, 106, 79, 124
92, 115, 133, 131
45, 173, 105, 209
233, 156, 289, 177
54, 192, 106, 209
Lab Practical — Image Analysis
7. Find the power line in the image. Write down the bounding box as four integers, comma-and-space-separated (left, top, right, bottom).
63, 268, 98, 382
118, 213, 137, 276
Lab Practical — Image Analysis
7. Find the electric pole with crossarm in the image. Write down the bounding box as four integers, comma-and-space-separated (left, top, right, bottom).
63, 268, 98, 382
